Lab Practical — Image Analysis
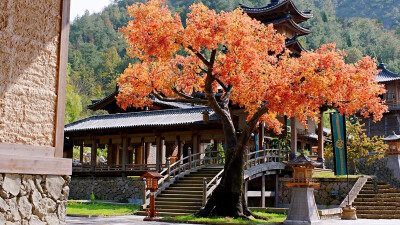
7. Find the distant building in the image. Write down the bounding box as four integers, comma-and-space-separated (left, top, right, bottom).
365, 62, 400, 137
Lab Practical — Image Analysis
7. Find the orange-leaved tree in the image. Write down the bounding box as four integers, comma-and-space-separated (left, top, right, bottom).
117, 0, 387, 218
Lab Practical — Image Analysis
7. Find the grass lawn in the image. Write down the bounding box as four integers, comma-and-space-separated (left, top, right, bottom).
163, 211, 286, 224
67, 201, 140, 216
312, 171, 367, 179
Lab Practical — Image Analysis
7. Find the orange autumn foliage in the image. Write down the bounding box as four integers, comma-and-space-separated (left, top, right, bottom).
117, 0, 387, 133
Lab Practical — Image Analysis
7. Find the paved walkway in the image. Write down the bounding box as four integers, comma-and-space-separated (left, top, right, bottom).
67, 215, 400, 225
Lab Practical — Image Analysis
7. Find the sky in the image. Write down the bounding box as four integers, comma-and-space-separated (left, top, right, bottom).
70, 0, 112, 20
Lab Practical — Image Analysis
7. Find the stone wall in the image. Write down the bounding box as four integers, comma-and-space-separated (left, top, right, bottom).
279, 178, 357, 207
0, 174, 70, 225
0, 0, 62, 146
69, 177, 145, 203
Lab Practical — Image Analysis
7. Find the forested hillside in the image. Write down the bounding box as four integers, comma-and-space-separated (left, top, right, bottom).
65, 0, 400, 123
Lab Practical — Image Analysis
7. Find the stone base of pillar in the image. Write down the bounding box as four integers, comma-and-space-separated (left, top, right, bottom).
283, 187, 321, 225
386, 154, 400, 180
316, 158, 325, 169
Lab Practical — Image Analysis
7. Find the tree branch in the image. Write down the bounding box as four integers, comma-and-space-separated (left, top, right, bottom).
187, 46, 210, 67
152, 91, 208, 105
216, 78, 229, 92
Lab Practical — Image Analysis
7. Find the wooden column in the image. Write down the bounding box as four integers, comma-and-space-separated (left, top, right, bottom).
145, 142, 151, 165
259, 123, 265, 150
121, 133, 128, 172
114, 144, 119, 165
135, 145, 143, 165
107, 141, 112, 166
161, 137, 166, 165
261, 174, 265, 208
79, 143, 84, 163
290, 117, 297, 159
244, 180, 248, 205
141, 138, 145, 165
275, 174, 279, 207
317, 115, 325, 168
156, 134, 162, 171
91, 136, 97, 172
177, 136, 182, 160
192, 130, 200, 154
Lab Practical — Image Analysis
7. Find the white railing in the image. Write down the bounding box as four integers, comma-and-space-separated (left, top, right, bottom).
142, 149, 225, 208
245, 148, 285, 169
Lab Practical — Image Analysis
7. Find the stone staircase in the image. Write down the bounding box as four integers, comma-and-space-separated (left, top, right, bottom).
353, 179, 400, 219
137, 166, 223, 217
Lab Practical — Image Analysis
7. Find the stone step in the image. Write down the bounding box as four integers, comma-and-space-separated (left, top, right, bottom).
357, 214, 400, 219
166, 186, 203, 191
357, 209, 400, 214
157, 194, 202, 199
155, 205, 201, 210
156, 197, 202, 202
162, 190, 203, 195
155, 201, 202, 206
155, 208, 199, 214
353, 201, 399, 206
355, 205, 398, 210
354, 197, 400, 202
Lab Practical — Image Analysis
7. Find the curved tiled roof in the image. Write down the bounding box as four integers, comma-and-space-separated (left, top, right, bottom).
264, 14, 311, 36
240, 0, 313, 24
64, 107, 219, 133
376, 62, 400, 83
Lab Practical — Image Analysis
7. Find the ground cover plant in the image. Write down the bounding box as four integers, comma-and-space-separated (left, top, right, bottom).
66, 201, 140, 216
163, 211, 286, 224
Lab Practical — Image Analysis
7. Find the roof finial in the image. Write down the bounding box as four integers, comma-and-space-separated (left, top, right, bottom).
271, 0, 279, 5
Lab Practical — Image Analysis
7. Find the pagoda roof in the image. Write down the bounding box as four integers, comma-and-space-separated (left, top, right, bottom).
284, 153, 321, 167
265, 14, 311, 37
375, 62, 400, 83
64, 107, 220, 134
88, 89, 200, 113
381, 131, 400, 141
285, 34, 307, 56
240, 0, 313, 24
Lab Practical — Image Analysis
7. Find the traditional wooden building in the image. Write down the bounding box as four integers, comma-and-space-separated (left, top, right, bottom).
365, 62, 400, 137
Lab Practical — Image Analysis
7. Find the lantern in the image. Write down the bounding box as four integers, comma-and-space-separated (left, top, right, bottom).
283, 153, 322, 225
382, 132, 400, 155
141, 171, 163, 192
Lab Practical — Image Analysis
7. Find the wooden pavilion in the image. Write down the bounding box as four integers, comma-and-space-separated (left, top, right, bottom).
63, 0, 321, 176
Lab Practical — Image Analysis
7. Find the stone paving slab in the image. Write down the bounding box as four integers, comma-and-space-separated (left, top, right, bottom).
67, 215, 400, 225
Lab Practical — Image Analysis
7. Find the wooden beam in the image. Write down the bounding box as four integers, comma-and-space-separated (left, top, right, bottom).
156, 134, 162, 170
0, 154, 72, 175
54, 0, 71, 158
247, 191, 275, 198
79, 143, 84, 163
121, 133, 128, 171
0, 143, 55, 157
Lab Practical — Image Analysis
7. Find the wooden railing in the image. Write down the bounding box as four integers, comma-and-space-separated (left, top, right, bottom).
142, 149, 225, 208
72, 164, 166, 172
200, 148, 286, 207
245, 147, 286, 169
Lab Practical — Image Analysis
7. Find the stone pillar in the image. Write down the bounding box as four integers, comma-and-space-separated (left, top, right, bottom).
91, 136, 97, 172
317, 116, 325, 168
284, 187, 321, 225
290, 117, 297, 160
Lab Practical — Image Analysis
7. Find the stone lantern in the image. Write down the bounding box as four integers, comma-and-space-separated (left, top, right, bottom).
283, 153, 321, 225
382, 132, 400, 180
141, 171, 163, 221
